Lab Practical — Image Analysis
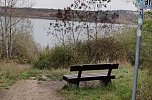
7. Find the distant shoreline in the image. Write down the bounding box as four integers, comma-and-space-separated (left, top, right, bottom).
0, 7, 137, 24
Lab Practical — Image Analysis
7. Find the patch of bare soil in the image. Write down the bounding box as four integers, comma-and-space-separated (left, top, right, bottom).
0, 80, 65, 100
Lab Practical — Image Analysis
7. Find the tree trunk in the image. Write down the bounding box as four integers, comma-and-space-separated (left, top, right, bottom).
8, 4, 13, 59
0, 16, 5, 59
4, 0, 9, 60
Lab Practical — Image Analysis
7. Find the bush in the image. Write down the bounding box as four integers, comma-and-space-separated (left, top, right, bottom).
33, 51, 50, 69
112, 13, 152, 68
114, 22, 152, 68
33, 46, 74, 69
12, 32, 38, 64
113, 28, 136, 65
74, 37, 125, 63
49, 46, 74, 68
33, 36, 125, 69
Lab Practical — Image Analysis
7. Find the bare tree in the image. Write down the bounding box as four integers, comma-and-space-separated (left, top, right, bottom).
0, 0, 34, 60
48, 8, 84, 47
69, 0, 111, 41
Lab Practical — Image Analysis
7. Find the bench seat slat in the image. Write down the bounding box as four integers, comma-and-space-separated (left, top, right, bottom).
63, 74, 115, 82
70, 64, 119, 71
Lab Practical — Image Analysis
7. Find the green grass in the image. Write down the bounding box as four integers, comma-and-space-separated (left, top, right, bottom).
59, 66, 149, 100
0, 63, 151, 99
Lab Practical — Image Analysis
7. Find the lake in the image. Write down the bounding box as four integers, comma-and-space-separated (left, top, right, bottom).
31, 18, 137, 48
31, 19, 55, 48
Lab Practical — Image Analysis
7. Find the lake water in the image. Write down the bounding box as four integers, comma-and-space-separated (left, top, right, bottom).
31, 19, 54, 48
31, 18, 136, 48
31, 19, 87, 48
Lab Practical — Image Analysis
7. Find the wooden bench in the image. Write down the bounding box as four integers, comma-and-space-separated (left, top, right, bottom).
63, 63, 119, 87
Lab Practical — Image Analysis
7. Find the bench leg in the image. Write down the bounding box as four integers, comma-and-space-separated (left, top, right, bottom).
100, 79, 112, 86
76, 81, 80, 87
68, 83, 76, 87
68, 81, 80, 87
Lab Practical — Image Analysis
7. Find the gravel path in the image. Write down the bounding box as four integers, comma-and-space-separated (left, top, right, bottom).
0, 80, 65, 100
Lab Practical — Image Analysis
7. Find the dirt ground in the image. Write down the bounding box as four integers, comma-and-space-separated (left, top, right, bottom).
0, 80, 66, 100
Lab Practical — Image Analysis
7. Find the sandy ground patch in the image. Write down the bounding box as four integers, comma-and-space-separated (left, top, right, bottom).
0, 80, 66, 100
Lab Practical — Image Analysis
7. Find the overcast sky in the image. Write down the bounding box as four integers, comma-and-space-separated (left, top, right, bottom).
33, 0, 137, 11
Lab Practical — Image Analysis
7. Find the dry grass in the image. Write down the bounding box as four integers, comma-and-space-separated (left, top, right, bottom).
0, 62, 68, 88
0, 62, 31, 88
0, 62, 30, 71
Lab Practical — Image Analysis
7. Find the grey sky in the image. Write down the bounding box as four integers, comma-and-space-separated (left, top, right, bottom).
33, 0, 137, 10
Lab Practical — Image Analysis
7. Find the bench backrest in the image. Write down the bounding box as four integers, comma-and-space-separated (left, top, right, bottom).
70, 63, 119, 71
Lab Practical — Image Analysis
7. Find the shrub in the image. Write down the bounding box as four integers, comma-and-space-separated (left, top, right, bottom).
112, 17, 152, 68
74, 37, 125, 63
33, 51, 50, 69
114, 23, 152, 68
33, 36, 125, 69
48, 46, 74, 68
12, 32, 38, 64
33, 46, 74, 69
113, 28, 136, 65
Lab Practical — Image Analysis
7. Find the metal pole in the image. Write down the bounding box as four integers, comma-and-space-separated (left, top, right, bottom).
132, 6, 143, 100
